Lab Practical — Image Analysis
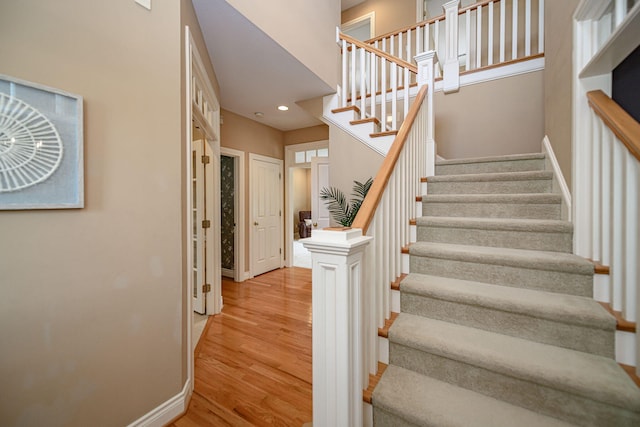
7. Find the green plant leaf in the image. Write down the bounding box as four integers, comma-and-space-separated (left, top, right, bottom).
320, 177, 373, 227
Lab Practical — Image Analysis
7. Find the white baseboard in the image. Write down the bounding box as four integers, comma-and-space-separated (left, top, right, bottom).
126, 379, 191, 427
221, 268, 234, 278
542, 135, 572, 221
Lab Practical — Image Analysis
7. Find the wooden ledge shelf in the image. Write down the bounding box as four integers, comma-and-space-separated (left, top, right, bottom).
598, 302, 636, 333
401, 245, 411, 254
621, 363, 640, 388
363, 362, 388, 404
409, 218, 417, 226
420, 177, 428, 183
416, 196, 423, 202
378, 312, 399, 338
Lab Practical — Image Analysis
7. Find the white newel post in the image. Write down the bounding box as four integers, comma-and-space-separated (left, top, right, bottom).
415, 50, 438, 177
442, 0, 461, 93
303, 228, 373, 427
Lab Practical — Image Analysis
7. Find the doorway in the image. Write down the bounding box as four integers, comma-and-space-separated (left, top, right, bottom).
284, 141, 329, 269
342, 12, 375, 41
220, 146, 245, 282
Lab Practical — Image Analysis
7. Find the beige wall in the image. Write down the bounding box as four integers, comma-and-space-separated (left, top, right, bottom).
342, 0, 416, 38
0, 1, 185, 426
284, 125, 329, 146
544, 0, 579, 190
220, 109, 284, 273
329, 125, 383, 223
434, 70, 544, 159
226, 0, 340, 89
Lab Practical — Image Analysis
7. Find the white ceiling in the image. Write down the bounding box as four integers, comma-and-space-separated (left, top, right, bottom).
192, 0, 337, 131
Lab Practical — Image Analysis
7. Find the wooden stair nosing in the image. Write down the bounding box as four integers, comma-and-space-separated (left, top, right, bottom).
416, 196, 423, 202
598, 301, 636, 333
371, 130, 398, 138
331, 105, 360, 115
350, 117, 380, 126
587, 259, 610, 275
621, 363, 640, 388
409, 218, 417, 226
378, 311, 400, 338
363, 362, 388, 404
420, 177, 428, 183
391, 274, 407, 291
401, 245, 411, 254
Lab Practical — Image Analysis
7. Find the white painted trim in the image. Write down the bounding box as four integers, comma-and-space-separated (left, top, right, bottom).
126, 378, 192, 427
284, 140, 329, 268
221, 146, 246, 282
222, 267, 234, 278
184, 25, 195, 405
433, 56, 545, 92
341, 11, 376, 39
542, 136, 572, 221
616, 330, 636, 365
249, 153, 284, 277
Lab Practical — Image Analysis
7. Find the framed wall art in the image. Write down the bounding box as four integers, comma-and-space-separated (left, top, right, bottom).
0, 74, 83, 210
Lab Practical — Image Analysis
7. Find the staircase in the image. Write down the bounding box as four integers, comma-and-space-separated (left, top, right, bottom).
372, 153, 640, 426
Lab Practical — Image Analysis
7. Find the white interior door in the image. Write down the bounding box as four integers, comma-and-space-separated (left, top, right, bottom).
311, 157, 330, 230
250, 154, 283, 277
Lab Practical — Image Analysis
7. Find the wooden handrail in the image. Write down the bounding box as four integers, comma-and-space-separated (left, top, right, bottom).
340, 33, 418, 74
588, 90, 640, 162
352, 85, 428, 233
364, 14, 446, 45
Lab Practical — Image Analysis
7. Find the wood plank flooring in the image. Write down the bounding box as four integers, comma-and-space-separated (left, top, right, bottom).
171, 267, 313, 427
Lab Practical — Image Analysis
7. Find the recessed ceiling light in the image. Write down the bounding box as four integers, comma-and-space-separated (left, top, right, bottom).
277, 105, 289, 111
254, 112, 264, 118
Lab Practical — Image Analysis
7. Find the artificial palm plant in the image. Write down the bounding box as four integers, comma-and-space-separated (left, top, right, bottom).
320, 177, 373, 227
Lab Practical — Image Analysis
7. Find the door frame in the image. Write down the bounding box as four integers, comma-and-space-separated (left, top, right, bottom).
284, 140, 329, 267
220, 147, 245, 283
184, 25, 221, 401
341, 11, 376, 40
249, 153, 284, 277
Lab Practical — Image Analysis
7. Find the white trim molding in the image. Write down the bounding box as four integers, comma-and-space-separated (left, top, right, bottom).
126, 379, 192, 427
542, 136, 572, 221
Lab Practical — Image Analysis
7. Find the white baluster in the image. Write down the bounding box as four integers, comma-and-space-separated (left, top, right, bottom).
351, 43, 356, 107
381, 58, 387, 130
360, 47, 366, 114
512, 0, 518, 60
382, 192, 390, 316
404, 67, 410, 120
611, 141, 624, 312
443, 0, 461, 93
435, 20, 440, 67
398, 32, 404, 88
500, 0, 506, 62
538, 0, 544, 54
390, 34, 395, 57
592, 118, 602, 263
525, 0, 531, 56
601, 123, 612, 266
407, 30, 413, 63
477, 5, 483, 68
465, 10, 471, 70
488, 2, 494, 65
391, 65, 398, 130
370, 52, 376, 121
425, 23, 431, 52
416, 26, 422, 56
624, 152, 638, 322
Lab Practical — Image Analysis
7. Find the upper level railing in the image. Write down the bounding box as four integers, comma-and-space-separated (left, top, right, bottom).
364, 0, 544, 92
339, 32, 418, 133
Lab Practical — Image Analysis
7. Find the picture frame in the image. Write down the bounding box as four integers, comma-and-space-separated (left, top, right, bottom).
0, 74, 84, 210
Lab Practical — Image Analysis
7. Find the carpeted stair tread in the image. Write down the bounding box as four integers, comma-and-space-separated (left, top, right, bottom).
373, 365, 577, 427
389, 314, 640, 412
427, 170, 553, 183
415, 216, 572, 233
422, 193, 561, 204
400, 273, 614, 331
409, 242, 593, 275
436, 153, 546, 166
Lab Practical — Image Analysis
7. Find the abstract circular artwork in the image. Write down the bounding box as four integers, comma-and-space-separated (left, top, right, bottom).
0, 93, 63, 192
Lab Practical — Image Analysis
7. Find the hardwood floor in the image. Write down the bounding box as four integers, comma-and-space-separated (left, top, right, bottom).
171, 267, 313, 427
